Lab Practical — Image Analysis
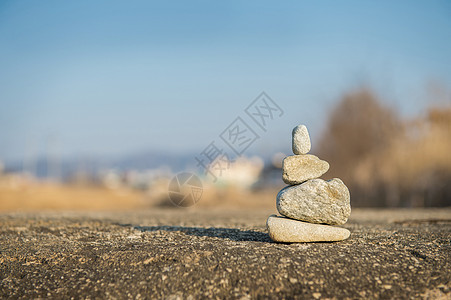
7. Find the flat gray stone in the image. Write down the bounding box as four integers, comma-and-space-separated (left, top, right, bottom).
266, 215, 351, 243
292, 125, 311, 155
276, 178, 351, 225
282, 154, 329, 185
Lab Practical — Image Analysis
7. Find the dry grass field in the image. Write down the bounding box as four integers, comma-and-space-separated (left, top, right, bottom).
0, 176, 279, 212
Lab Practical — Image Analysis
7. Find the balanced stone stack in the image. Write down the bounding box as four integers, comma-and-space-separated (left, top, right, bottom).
267, 125, 352, 243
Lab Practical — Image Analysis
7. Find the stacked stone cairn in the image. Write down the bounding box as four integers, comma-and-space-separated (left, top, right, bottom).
267, 125, 351, 243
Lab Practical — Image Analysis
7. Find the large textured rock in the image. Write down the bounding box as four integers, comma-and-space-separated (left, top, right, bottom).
282, 154, 329, 185
266, 215, 351, 243
276, 178, 351, 225
292, 125, 311, 155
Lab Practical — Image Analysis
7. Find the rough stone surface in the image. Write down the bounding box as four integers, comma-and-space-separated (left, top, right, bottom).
282, 154, 329, 185
267, 215, 350, 243
277, 178, 351, 225
292, 125, 311, 155
0, 208, 450, 299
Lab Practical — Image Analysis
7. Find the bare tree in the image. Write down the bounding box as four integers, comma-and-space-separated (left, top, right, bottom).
318, 88, 401, 182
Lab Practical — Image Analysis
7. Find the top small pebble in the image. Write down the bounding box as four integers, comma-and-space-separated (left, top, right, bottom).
292, 125, 311, 155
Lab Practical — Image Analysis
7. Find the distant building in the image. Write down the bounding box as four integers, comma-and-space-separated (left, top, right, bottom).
210, 156, 264, 189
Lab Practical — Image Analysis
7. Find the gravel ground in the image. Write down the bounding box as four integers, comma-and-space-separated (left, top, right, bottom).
0, 208, 450, 299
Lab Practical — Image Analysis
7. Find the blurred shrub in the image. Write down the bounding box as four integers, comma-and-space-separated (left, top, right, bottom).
318, 88, 451, 207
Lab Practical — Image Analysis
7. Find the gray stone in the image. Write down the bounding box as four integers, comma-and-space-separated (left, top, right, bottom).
276, 178, 351, 225
282, 154, 329, 185
266, 215, 351, 243
292, 125, 311, 155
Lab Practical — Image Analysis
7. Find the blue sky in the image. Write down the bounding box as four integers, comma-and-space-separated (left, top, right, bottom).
1, 0, 450, 162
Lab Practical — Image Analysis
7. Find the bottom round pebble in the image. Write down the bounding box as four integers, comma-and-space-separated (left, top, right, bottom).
267, 214, 351, 243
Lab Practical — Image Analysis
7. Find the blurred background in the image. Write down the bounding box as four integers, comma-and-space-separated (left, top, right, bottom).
0, 0, 450, 211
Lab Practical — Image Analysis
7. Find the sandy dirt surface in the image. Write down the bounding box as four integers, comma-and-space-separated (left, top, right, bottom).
0, 208, 450, 299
